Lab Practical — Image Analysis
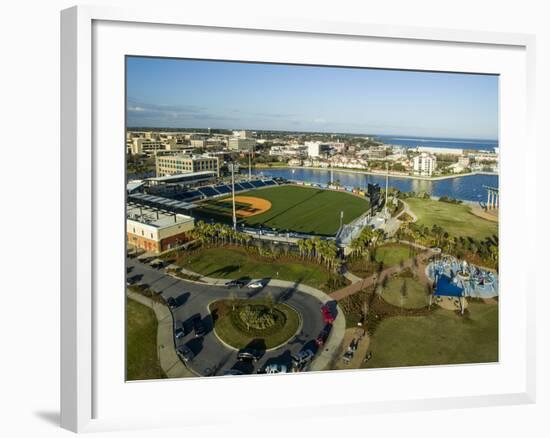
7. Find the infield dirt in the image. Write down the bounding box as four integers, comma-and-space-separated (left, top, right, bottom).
233, 196, 272, 217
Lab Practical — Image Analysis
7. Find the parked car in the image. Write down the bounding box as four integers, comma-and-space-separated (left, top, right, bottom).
182, 318, 195, 336
166, 296, 177, 310
321, 304, 335, 324
315, 324, 332, 347
222, 369, 244, 376
193, 315, 206, 337
176, 345, 194, 362
291, 349, 315, 371
150, 259, 164, 269
247, 280, 264, 289
225, 279, 248, 288
237, 348, 262, 362
263, 364, 288, 374
174, 322, 185, 340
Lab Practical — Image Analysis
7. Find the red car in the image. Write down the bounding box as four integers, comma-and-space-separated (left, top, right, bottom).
315, 324, 332, 347
321, 304, 335, 324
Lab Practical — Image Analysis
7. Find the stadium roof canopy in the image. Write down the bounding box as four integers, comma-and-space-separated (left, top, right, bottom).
434, 275, 464, 297
128, 192, 197, 211
145, 171, 216, 184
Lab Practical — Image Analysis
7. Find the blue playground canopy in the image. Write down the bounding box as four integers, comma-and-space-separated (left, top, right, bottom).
434, 275, 464, 298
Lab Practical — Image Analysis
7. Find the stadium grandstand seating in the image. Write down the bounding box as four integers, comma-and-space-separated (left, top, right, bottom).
239, 181, 254, 189
197, 186, 220, 197
148, 179, 278, 203
215, 185, 232, 194
250, 180, 266, 188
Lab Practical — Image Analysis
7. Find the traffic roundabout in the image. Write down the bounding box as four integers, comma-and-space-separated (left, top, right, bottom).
127, 256, 344, 377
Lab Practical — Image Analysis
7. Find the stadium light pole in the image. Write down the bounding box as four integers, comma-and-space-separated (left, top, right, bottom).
231, 162, 237, 231
248, 151, 252, 181
385, 162, 389, 218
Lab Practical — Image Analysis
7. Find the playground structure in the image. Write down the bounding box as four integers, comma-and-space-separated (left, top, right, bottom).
426, 256, 498, 313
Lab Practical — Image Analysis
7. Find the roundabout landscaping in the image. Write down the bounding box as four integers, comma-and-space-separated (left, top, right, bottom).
209, 299, 301, 350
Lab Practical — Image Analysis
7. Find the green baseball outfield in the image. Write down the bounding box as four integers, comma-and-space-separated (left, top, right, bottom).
196, 185, 370, 236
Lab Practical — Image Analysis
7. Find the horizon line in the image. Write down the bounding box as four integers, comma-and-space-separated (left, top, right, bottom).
125, 126, 498, 143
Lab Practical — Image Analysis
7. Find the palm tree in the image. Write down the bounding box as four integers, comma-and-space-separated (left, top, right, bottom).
348, 238, 361, 258
305, 239, 314, 260
312, 237, 322, 263
297, 239, 306, 259
324, 240, 338, 270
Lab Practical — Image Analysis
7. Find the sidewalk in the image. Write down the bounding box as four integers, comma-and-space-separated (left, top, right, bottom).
127, 290, 197, 379
176, 267, 346, 372
329, 249, 432, 301
341, 266, 362, 284
396, 199, 418, 222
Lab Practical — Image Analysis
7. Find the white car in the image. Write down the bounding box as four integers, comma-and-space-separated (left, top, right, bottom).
264, 364, 288, 374
247, 280, 264, 289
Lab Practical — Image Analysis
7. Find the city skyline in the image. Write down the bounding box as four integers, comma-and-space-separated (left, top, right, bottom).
126, 57, 499, 140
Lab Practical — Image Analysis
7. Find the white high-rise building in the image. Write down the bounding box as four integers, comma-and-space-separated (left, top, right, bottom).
413, 152, 437, 176
305, 141, 331, 158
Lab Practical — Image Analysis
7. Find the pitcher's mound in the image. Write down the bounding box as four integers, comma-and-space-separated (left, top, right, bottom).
234, 196, 272, 217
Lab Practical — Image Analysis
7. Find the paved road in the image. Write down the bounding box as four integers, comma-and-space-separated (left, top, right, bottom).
127, 257, 328, 376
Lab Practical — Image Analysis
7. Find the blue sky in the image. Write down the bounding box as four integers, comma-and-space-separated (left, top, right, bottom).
126, 57, 498, 140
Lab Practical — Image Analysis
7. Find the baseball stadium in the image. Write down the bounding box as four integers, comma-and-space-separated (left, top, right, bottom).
194, 184, 371, 236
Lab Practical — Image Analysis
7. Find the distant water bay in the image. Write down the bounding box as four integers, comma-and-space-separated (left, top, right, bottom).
251, 168, 499, 203
373, 135, 498, 151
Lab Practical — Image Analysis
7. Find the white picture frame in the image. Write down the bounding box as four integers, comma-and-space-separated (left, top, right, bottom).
60, 5, 537, 433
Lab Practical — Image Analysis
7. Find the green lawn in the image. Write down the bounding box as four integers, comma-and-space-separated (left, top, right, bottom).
374, 243, 414, 267
364, 302, 498, 368
210, 299, 301, 349
126, 298, 166, 381
406, 198, 498, 240
379, 277, 430, 309
198, 185, 369, 236
348, 243, 414, 277
180, 246, 332, 290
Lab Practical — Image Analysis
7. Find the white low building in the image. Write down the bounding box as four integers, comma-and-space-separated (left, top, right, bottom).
269, 145, 308, 157
415, 146, 464, 156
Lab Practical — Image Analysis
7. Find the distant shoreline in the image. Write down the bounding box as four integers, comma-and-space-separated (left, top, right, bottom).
252, 165, 498, 182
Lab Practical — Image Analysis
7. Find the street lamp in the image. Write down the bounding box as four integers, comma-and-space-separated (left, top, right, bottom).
231, 162, 237, 231
384, 162, 389, 219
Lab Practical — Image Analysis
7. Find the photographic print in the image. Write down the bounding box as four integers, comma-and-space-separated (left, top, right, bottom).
125, 57, 499, 380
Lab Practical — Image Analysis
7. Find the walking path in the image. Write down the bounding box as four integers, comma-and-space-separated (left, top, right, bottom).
469, 204, 499, 222
126, 290, 197, 379
341, 266, 362, 284
333, 328, 371, 370
330, 248, 433, 301
175, 267, 346, 372
396, 199, 418, 222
